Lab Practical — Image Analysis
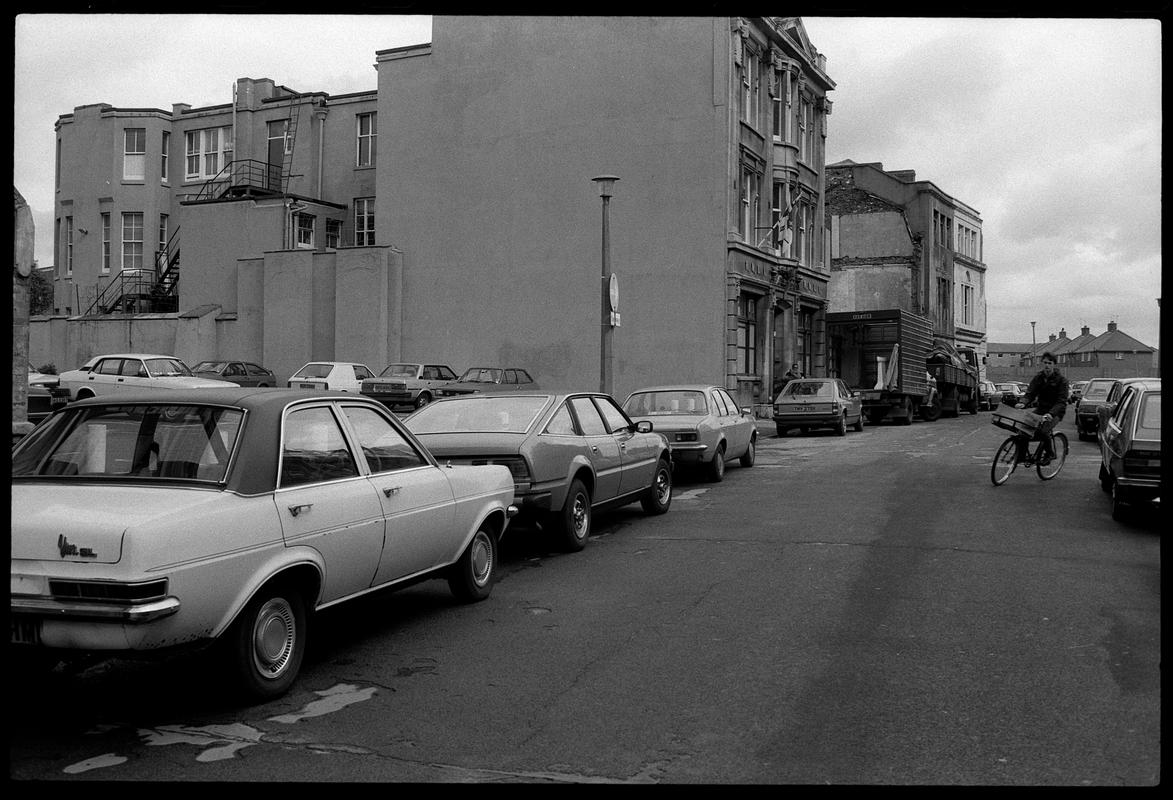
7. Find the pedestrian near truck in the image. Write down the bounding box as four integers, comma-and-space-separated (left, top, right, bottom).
1016, 351, 1069, 466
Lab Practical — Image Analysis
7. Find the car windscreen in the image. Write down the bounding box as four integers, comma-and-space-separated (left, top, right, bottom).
293, 364, 334, 379
407, 396, 548, 433
457, 368, 503, 383
781, 381, 833, 398
1082, 381, 1114, 400
146, 358, 194, 377
623, 390, 708, 416
12, 404, 244, 482
379, 364, 418, 378
192, 361, 226, 372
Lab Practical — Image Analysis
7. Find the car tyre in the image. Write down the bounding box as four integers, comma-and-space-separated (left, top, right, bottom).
76, 389, 95, 400
225, 584, 307, 702
1098, 463, 1113, 493
775, 424, 788, 437
640, 457, 673, 514
447, 524, 497, 602
835, 413, 848, 436
1111, 482, 1129, 521
739, 436, 756, 468
706, 443, 726, 482
852, 414, 864, 432
552, 478, 591, 552
415, 392, 432, 409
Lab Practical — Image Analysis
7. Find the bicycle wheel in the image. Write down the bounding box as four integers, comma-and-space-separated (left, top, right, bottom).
1036, 431, 1068, 480
990, 436, 1020, 485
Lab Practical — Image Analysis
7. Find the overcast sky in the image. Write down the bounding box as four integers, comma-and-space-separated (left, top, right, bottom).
14, 14, 1162, 348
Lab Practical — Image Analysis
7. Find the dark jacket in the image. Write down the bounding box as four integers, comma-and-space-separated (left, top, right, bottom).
1024, 368, 1070, 418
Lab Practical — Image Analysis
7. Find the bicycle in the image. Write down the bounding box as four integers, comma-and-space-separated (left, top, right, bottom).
989, 405, 1069, 486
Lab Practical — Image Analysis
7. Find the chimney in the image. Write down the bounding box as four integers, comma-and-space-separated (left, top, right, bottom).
1048, 333, 1056, 342
1059, 328, 1067, 339
1081, 325, 1090, 336
1107, 321, 1117, 332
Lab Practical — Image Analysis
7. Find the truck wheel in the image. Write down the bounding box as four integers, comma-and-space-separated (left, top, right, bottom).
852, 414, 864, 432
920, 401, 942, 422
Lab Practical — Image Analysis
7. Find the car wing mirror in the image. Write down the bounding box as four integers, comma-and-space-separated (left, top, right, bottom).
635, 420, 653, 433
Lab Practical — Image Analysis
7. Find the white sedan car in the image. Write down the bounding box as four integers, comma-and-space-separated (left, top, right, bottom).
56, 353, 232, 400
11, 388, 516, 702
287, 361, 375, 393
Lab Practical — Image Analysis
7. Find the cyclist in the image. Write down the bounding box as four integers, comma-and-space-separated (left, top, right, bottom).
1016, 351, 1069, 465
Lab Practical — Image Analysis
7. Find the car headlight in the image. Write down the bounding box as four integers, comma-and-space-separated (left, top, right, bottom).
674, 431, 698, 443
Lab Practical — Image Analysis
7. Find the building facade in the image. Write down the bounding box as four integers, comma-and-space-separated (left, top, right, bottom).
987, 321, 1158, 382
34, 17, 836, 407
825, 159, 988, 374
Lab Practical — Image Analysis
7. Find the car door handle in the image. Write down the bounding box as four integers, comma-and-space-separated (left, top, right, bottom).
591, 445, 599, 453
288, 503, 313, 517
116, 378, 124, 382
383, 486, 401, 497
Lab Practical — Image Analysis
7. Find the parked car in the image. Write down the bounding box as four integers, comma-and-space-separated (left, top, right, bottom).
622, 384, 756, 482
1096, 378, 1158, 438
26, 366, 68, 423
1073, 377, 1119, 441
1068, 380, 1088, 405
978, 380, 1000, 411
361, 362, 459, 410
996, 382, 1028, 406
772, 378, 864, 437
1097, 381, 1161, 520
56, 354, 232, 401
436, 367, 538, 397
405, 392, 672, 552
286, 361, 374, 393
10, 388, 517, 701
191, 360, 277, 388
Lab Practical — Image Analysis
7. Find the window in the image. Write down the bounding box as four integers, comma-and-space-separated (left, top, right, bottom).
569, 397, 608, 436
962, 284, 975, 326
295, 213, 315, 248
157, 214, 169, 268
280, 406, 358, 487
544, 404, 577, 436
185, 126, 233, 180
123, 128, 145, 180
737, 295, 758, 374
122, 212, 144, 270
593, 396, 632, 434
746, 49, 760, 129
356, 112, 377, 167
325, 219, 342, 248
100, 213, 111, 273
354, 198, 375, 246
770, 65, 785, 141
340, 405, 426, 473
160, 131, 170, 183
65, 216, 74, 275
799, 98, 812, 162
739, 162, 762, 242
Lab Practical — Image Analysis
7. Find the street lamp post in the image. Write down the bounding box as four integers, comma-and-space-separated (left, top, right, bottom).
592, 175, 619, 394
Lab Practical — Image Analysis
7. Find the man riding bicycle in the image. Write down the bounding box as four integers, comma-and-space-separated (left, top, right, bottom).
1016, 351, 1069, 465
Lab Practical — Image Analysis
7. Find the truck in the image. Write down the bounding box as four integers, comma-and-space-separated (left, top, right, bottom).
826, 309, 978, 424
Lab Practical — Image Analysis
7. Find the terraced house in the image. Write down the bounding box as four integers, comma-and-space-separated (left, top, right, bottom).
33, 16, 836, 407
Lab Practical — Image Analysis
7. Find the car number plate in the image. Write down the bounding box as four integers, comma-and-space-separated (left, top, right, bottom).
793, 405, 807, 412
299, 383, 319, 389
12, 617, 41, 645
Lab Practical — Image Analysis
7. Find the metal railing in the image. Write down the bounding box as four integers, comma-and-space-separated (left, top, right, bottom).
189, 159, 282, 202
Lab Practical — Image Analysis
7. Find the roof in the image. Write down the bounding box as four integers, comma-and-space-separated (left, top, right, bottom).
1074, 328, 1155, 354
987, 343, 1033, 353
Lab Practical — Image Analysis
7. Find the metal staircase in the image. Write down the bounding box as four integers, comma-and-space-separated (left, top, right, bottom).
84, 227, 180, 315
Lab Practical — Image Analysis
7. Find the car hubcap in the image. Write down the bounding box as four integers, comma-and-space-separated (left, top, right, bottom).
252, 598, 296, 678
471, 532, 493, 585
655, 469, 671, 503
572, 494, 589, 538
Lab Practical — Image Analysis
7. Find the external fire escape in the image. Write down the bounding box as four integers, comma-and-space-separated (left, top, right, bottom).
86, 90, 302, 316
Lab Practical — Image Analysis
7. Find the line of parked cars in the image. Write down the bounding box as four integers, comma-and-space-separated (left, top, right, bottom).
12, 353, 767, 703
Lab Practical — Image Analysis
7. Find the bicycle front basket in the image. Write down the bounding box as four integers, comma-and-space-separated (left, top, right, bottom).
991, 406, 1043, 437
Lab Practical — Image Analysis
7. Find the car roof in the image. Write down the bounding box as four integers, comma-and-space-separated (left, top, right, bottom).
83, 353, 179, 361
626, 385, 725, 394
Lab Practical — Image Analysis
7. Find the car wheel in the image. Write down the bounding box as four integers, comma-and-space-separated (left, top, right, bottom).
415, 392, 432, 409
258, 383, 270, 388
852, 414, 864, 432
1098, 463, 1113, 493
224, 584, 307, 702
76, 389, 94, 400
739, 436, 756, 468
1111, 482, 1129, 521
447, 523, 497, 602
775, 424, 788, 437
640, 457, 673, 514
551, 478, 591, 552
868, 411, 886, 425
706, 443, 726, 482
835, 413, 847, 436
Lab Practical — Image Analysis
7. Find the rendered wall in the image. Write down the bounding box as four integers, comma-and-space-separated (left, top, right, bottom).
377, 16, 729, 398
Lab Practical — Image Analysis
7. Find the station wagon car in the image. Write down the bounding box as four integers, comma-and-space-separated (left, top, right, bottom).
361, 362, 459, 410
10, 388, 516, 702
287, 361, 374, 393
437, 367, 538, 397
1096, 378, 1156, 440
772, 378, 864, 437
406, 392, 672, 552
622, 384, 756, 482
1073, 378, 1118, 441
56, 353, 231, 401
191, 360, 277, 388
1098, 381, 1161, 520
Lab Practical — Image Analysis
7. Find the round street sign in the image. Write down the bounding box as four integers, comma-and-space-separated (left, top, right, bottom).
609, 273, 619, 312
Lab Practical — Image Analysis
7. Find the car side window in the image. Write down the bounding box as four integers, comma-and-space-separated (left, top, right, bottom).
719, 389, 740, 413
544, 403, 578, 435
280, 406, 359, 488
225, 363, 245, 377
438, 366, 457, 380
120, 359, 146, 377
593, 396, 632, 433
351, 366, 370, 381
96, 359, 122, 376
422, 367, 437, 380
710, 390, 729, 416
569, 396, 608, 435
518, 370, 534, 385
341, 405, 428, 473
1113, 388, 1136, 423
503, 370, 517, 384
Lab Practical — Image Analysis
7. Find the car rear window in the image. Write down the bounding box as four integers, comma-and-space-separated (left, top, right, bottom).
407, 396, 549, 433
1082, 381, 1114, 400
380, 364, 418, 378
293, 363, 334, 379
12, 404, 243, 481
781, 381, 833, 398
623, 391, 708, 416
1137, 393, 1161, 434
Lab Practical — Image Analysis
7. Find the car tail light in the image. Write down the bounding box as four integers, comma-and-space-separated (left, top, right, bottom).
830, 402, 841, 412
49, 578, 169, 604
469, 456, 531, 486
1123, 450, 1161, 473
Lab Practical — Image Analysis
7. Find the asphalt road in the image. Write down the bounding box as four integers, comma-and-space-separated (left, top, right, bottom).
8, 411, 1160, 785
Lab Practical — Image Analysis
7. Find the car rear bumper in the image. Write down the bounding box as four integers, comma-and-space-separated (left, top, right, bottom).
774, 413, 840, 426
